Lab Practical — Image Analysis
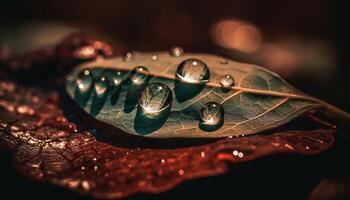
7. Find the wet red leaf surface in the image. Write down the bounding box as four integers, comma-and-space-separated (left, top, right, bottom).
0, 80, 335, 199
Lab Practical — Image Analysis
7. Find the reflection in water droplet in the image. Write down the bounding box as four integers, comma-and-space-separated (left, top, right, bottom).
176, 58, 210, 83
200, 102, 224, 126
170, 47, 184, 56
220, 75, 234, 88
94, 76, 109, 96
138, 82, 172, 118
151, 54, 158, 61
76, 69, 93, 93
129, 66, 150, 85
124, 52, 133, 62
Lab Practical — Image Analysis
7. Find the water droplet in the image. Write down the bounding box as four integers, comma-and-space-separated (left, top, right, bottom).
200, 102, 224, 126
170, 47, 184, 56
129, 66, 150, 85
109, 70, 125, 86
220, 75, 234, 88
94, 76, 109, 96
138, 82, 172, 117
232, 150, 238, 156
178, 169, 185, 175
124, 52, 133, 61
151, 54, 158, 61
76, 69, 93, 93
176, 58, 210, 83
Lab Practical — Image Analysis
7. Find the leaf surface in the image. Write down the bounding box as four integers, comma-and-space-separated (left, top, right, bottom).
66, 52, 321, 138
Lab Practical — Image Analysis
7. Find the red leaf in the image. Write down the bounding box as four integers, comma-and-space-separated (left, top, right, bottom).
0, 81, 335, 199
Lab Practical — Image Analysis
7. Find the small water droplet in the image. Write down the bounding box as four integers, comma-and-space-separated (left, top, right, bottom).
76, 69, 94, 93
94, 76, 109, 96
170, 47, 184, 56
129, 66, 150, 85
232, 150, 238, 156
138, 82, 172, 117
94, 165, 99, 171
109, 70, 125, 86
220, 59, 228, 64
200, 102, 224, 126
176, 58, 210, 83
151, 54, 158, 61
238, 152, 244, 158
220, 75, 234, 88
160, 159, 165, 163
124, 52, 133, 61
178, 169, 185, 176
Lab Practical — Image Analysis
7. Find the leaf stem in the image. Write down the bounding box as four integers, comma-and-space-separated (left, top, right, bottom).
317, 100, 350, 124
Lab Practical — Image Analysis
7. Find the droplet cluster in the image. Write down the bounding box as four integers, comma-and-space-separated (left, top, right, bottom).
72, 48, 238, 130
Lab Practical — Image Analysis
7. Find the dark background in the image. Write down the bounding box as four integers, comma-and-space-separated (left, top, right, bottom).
1, 0, 349, 199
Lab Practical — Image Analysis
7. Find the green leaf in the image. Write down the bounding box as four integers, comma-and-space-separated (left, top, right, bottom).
65, 52, 347, 138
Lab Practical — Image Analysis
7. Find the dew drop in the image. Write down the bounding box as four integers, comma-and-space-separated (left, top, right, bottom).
109, 70, 125, 86
138, 82, 172, 117
94, 76, 109, 96
124, 52, 133, 62
170, 47, 184, 56
129, 66, 150, 85
176, 58, 210, 83
220, 75, 234, 88
200, 102, 224, 126
151, 54, 158, 61
76, 69, 93, 93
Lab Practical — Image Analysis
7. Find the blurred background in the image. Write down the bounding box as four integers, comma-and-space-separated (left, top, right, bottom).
0, 0, 349, 199
0, 0, 349, 111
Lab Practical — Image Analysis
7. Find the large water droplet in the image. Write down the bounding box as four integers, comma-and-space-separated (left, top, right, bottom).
200, 102, 224, 126
76, 69, 93, 93
220, 75, 234, 88
176, 58, 210, 83
170, 47, 184, 56
129, 66, 150, 85
138, 82, 172, 117
94, 76, 109, 96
